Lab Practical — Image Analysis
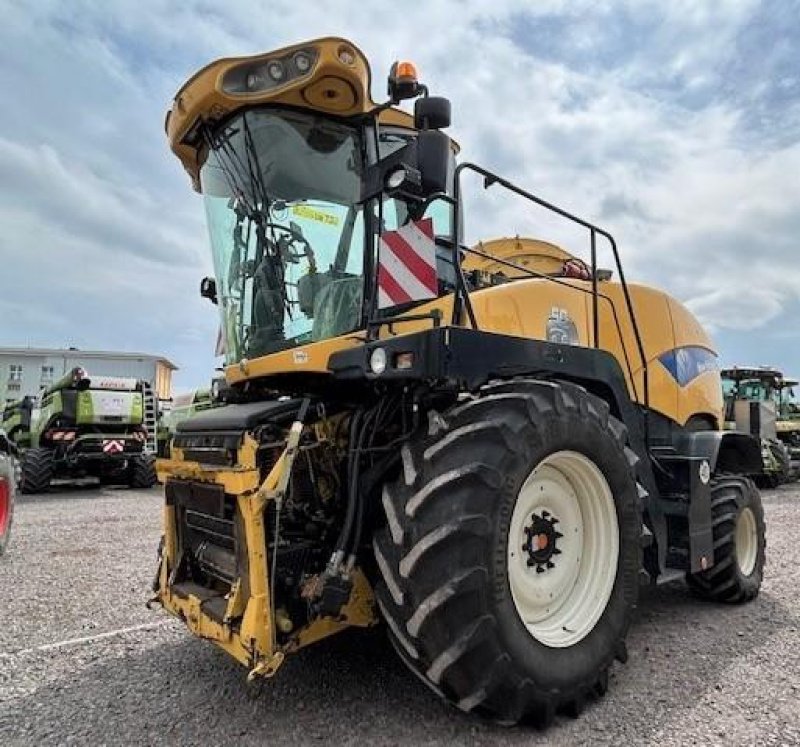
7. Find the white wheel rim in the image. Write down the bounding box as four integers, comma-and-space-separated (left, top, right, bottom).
507, 450, 619, 648
735, 507, 758, 576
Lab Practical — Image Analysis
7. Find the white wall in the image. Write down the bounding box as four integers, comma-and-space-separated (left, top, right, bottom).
1, 352, 159, 403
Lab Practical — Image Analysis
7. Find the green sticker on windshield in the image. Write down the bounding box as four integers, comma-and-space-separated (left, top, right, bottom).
292, 205, 340, 226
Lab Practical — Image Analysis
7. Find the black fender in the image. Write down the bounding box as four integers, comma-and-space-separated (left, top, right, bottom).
674, 430, 762, 475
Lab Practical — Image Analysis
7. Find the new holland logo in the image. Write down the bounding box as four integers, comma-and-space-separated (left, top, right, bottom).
102, 439, 125, 455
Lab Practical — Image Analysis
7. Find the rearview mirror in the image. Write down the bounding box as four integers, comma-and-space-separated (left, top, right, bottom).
414, 96, 451, 130
416, 130, 450, 195
200, 276, 218, 305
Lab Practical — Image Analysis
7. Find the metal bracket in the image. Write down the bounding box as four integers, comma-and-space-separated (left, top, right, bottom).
247, 651, 285, 681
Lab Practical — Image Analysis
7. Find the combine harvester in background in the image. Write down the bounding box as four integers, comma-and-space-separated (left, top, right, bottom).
722, 366, 798, 487
151, 37, 767, 726
2, 367, 158, 493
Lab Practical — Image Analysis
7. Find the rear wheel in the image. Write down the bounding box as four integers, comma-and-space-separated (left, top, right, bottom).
129, 454, 157, 488
373, 379, 644, 725
19, 448, 55, 494
686, 475, 765, 602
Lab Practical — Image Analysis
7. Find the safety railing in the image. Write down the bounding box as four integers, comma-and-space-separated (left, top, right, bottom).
445, 162, 650, 411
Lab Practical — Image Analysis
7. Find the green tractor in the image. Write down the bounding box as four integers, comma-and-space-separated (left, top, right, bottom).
721, 366, 794, 487
775, 375, 800, 474
10, 367, 158, 493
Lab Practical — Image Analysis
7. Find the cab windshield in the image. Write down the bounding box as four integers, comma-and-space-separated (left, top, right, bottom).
777, 385, 800, 417
201, 108, 367, 363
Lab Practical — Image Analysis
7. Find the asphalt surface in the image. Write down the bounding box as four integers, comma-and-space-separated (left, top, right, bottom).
1, 483, 799, 746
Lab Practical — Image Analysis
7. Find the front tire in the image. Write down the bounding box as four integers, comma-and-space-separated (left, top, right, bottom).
686, 475, 765, 603
19, 448, 55, 494
373, 379, 644, 725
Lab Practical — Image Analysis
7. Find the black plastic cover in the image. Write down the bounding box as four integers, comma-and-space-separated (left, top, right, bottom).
175, 399, 302, 433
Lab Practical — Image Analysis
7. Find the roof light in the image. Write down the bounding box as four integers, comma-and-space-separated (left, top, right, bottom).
396, 61, 417, 81
221, 47, 319, 95
266, 60, 285, 82
293, 51, 312, 73
388, 60, 422, 102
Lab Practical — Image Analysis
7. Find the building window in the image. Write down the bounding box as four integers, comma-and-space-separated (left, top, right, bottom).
41, 365, 55, 384
8, 364, 22, 382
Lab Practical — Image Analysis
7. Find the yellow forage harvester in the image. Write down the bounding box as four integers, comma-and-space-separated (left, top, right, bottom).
153, 37, 766, 726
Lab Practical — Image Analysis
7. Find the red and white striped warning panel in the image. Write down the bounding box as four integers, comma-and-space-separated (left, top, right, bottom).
377, 218, 437, 309
102, 439, 125, 454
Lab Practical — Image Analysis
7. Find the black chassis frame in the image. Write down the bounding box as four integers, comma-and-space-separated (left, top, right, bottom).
328, 325, 762, 583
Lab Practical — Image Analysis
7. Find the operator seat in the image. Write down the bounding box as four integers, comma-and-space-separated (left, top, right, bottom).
311, 276, 362, 341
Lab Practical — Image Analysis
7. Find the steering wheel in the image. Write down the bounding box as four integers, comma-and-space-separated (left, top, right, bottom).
260, 222, 317, 272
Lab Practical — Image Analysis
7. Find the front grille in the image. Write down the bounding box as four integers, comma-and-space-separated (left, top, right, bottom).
173, 432, 241, 450
173, 432, 241, 466
167, 480, 238, 587
182, 448, 236, 466
185, 510, 235, 549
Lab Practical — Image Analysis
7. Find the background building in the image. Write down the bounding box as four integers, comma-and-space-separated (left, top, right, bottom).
0, 347, 177, 403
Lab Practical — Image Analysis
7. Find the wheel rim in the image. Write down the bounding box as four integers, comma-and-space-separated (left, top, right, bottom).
735, 507, 758, 576
507, 450, 619, 648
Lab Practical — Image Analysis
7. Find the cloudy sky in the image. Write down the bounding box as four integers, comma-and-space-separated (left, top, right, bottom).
1, 0, 799, 391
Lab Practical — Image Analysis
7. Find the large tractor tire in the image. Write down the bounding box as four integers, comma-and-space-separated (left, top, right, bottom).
374, 379, 644, 725
19, 448, 55, 494
129, 454, 157, 489
686, 475, 765, 603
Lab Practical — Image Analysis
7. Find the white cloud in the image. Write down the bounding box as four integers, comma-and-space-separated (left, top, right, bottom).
1, 0, 799, 387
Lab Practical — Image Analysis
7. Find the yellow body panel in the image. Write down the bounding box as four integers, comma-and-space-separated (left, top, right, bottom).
227, 274, 720, 427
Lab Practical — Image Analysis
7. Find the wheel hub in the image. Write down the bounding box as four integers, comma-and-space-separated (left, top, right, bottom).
522, 510, 563, 572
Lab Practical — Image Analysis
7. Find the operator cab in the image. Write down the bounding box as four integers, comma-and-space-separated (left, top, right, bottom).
180, 50, 456, 366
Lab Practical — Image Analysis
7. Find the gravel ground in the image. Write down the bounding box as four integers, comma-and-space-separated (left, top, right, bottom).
1, 483, 799, 746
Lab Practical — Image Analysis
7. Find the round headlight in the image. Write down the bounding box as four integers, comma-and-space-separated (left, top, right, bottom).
385, 167, 407, 191
293, 52, 312, 74
369, 347, 387, 376
266, 60, 285, 82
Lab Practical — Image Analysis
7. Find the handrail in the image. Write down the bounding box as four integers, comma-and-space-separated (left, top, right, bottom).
450, 161, 650, 414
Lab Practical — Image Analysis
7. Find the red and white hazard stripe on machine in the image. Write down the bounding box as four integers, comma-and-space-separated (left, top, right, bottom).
102, 439, 125, 455
377, 218, 438, 309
